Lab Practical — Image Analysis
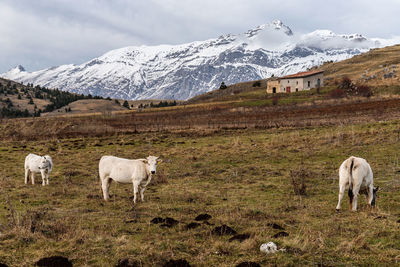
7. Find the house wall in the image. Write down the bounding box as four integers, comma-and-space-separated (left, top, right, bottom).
302, 73, 324, 90
280, 73, 324, 93
266, 80, 280, 93
279, 78, 304, 93
266, 73, 324, 94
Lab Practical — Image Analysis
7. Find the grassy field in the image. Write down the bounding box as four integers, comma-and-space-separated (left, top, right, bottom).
1, 118, 400, 266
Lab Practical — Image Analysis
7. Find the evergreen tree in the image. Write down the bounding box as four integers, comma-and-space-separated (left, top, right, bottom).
123, 100, 130, 108
219, 82, 227, 90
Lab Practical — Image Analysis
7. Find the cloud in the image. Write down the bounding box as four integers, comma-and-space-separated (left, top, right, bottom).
0, 0, 399, 73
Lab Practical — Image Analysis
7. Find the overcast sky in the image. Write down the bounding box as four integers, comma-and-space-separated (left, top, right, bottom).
1, 0, 399, 73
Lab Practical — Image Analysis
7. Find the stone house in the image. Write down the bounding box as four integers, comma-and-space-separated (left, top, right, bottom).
266, 70, 324, 93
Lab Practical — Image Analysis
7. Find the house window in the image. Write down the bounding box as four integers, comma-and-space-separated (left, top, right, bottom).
296, 88, 298, 92
288, 80, 290, 83
296, 81, 298, 85
308, 81, 310, 87
273, 87, 276, 93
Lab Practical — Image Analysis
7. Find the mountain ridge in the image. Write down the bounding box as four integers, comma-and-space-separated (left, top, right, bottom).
2, 20, 398, 100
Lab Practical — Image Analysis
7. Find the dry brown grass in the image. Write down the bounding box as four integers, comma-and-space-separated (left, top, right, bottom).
1, 117, 400, 265
320, 44, 400, 87
2, 95, 400, 141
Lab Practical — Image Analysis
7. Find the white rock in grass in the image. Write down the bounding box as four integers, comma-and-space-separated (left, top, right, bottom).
260, 242, 278, 254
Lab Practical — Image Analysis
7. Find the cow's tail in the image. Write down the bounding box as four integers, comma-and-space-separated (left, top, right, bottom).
349, 157, 354, 189
348, 157, 355, 201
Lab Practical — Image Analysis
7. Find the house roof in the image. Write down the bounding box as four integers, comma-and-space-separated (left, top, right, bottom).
280, 70, 324, 79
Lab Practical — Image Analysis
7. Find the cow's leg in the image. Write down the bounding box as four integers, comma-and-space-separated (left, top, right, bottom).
46, 171, 50, 185
367, 184, 374, 206
101, 177, 111, 201
336, 184, 346, 211
348, 187, 354, 210
25, 169, 30, 184
40, 170, 46, 186
351, 182, 362, 211
133, 181, 140, 204
140, 186, 146, 202
31, 172, 35, 185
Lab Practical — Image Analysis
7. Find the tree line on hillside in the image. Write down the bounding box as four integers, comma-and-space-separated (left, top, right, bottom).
0, 81, 104, 118
138, 101, 177, 109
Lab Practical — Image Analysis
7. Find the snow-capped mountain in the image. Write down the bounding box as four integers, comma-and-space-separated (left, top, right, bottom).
1, 20, 393, 100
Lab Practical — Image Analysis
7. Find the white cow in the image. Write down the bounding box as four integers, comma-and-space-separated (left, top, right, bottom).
99, 155, 161, 203
24, 153, 53, 186
336, 156, 379, 211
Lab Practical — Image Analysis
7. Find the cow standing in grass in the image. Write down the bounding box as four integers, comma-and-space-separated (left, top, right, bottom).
336, 156, 379, 211
24, 153, 53, 186
99, 155, 161, 203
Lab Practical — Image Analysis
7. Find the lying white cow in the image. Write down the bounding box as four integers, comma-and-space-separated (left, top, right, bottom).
24, 153, 53, 186
99, 155, 161, 203
336, 156, 379, 211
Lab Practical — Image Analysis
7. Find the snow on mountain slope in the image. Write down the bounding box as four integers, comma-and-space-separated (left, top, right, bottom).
1, 20, 395, 100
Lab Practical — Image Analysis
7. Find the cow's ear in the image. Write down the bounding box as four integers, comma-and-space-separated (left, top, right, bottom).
157, 159, 163, 164
139, 159, 148, 164
374, 186, 379, 192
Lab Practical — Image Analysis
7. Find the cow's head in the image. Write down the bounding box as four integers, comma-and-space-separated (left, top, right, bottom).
144, 156, 161, 175
371, 186, 379, 207
38, 156, 49, 170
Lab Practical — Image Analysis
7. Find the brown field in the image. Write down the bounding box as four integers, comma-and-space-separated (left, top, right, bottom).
1, 45, 400, 266
0, 97, 400, 265
42, 99, 128, 117
2, 94, 400, 141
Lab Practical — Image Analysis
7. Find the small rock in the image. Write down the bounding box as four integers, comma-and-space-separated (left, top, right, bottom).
164, 217, 178, 226
260, 242, 278, 254
36, 256, 72, 267
212, 225, 237, 236
272, 231, 289, 238
229, 234, 250, 242
163, 259, 191, 267
195, 213, 212, 221
185, 222, 201, 230
150, 217, 164, 224
267, 223, 284, 230
236, 262, 261, 267
116, 258, 141, 267
160, 217, 179, 228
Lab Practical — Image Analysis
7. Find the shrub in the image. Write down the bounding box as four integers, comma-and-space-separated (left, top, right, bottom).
338, 76, 352, 90
252, 81, 261, 87
356, 85, 373, 97
219, 82, 227, 90
272, 96, 279, 105
123, 100, 130, 108
290, 168, 310, 196
329, 88, 346, 98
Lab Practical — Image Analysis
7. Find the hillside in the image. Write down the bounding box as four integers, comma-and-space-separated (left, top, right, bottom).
42, 99, 129, 117
186, 44, 400, 105
0, 78, 107, 118
319, 44, 400, 86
